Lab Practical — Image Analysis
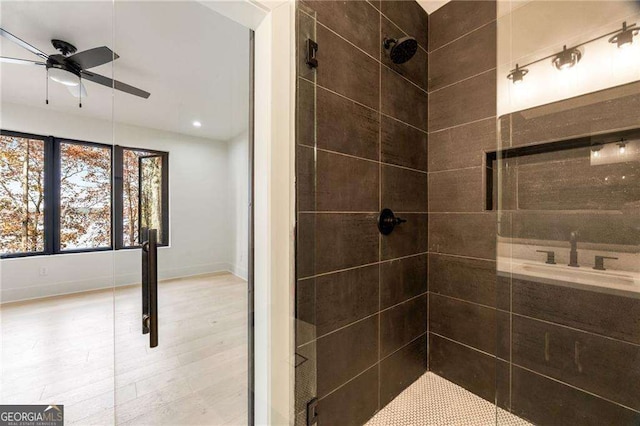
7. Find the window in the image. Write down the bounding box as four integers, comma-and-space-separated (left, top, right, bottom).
0, 130, 168, 257
120, 148, 168, 247
60, 142, 112, 250
0, 133, 46, 255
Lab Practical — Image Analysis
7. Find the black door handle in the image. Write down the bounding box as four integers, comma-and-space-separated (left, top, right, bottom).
141, 228, 158, 348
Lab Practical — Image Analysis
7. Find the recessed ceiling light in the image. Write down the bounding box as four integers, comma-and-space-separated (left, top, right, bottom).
192, 121, 202, 128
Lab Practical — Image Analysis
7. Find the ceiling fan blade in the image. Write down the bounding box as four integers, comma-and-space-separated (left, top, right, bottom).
0, 28, 48, 60
67, 82, 87, 98
68, 47, 119, 70
0, 56, 46, 66
81, 70, 150, 99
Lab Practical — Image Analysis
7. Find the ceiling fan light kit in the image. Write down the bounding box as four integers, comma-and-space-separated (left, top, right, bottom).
0, 27, 150, 107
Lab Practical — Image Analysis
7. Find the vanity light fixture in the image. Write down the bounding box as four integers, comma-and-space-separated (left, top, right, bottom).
506, 21, 637, 85
591, 146, 602, 158
552, 45, 582, 71
507, 64, 528, 85
609, 21, 639, 49
618, 141, 627, 154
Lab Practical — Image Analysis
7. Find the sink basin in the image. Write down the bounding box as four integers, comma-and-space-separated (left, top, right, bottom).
497, 256, 640, 296
521, 263, 636, 287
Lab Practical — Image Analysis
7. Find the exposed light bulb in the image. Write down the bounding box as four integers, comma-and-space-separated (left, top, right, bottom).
593, 150, 600, 158
192, 121, 202, 128
618, 142, 627, 154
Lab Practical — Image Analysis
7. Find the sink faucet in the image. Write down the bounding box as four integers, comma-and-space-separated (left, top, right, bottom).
568, 231, 579, 267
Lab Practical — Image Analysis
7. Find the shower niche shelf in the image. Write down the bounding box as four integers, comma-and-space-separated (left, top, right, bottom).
485, 127, 640, 211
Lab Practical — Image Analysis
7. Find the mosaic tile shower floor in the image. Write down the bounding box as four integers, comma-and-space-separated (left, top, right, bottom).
366, 372, 531, 426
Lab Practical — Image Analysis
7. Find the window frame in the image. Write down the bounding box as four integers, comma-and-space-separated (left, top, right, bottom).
0, 129, 169, 258
114, 145, 169, 250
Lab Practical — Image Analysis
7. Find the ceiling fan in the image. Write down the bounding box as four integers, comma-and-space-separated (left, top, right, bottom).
0, 28, 150, 107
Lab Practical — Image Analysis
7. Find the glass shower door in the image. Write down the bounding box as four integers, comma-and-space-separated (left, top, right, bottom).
496, 1, 640, 424
0, 1, 117, 424
112, 1, 252, 424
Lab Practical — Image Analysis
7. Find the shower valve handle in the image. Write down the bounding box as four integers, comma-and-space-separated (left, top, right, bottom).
378, 208, 406, 235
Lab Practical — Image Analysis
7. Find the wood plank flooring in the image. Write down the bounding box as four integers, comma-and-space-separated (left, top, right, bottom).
0, 273, 248, 425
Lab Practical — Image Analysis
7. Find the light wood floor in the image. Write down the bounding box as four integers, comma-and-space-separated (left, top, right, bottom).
0, 273, 248, 425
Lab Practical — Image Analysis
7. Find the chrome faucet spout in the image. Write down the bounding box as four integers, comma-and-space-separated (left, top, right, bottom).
568, 231, 579, 267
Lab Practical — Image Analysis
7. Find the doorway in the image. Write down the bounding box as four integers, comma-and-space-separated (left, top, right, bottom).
0, 1, 254, 424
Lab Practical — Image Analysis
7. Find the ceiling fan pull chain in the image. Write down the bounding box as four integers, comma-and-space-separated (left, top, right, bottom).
79, 74, 82, 108
45, 68, 49, 105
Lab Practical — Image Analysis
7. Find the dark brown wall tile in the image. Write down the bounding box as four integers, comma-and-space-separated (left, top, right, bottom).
511, 366, 640, 426
304, 0, 380, 59
506, 81, 640, 148
382, 165, 428, 212
428, 167, 484, 212
429, 254, 497, 307
382, 66, 429, 131
381, 115, 428, 171
315, 151, 379, 212
380, 295, 427, 357
316, 86, 380, 161
428, 117, 496, 172
496, 360, 511, 411
316, 24, 380, 109
315, 265, 380, 337
429, 333, 496, 402
512, 278, 640, 345
295, 342, 317, 413
512, 315, 640, 411
297, 9, 317, 81
429, 70, 496, 132
380, 334, 427, 407
429, 213, 496, 259
297, 78, 315, 148
428, 22, 496, 91
317, 315, 379, 398
496, 310, 510, 361
381, 254, 428, 309
297, 213, 379, 278
429, 294, 496, 354
319, 366, 379, 426
428, 0, 496, 51
382, 213, 429, 260
296, 278, 316, 346
297, 145, 315, 212
380, 0, 429, 48
381, 17, 428, 91
504, 211, 640, 246
516, 156, 640, 211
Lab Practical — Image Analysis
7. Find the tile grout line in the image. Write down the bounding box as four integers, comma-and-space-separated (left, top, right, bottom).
297, 143, 429, 174
428, 18, 497, 55
297, 251, 430, 282
428, 67, 496, 96
299, 75, 429, 135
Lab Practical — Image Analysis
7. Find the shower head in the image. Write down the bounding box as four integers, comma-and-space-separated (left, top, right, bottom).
383, 36, 418, 64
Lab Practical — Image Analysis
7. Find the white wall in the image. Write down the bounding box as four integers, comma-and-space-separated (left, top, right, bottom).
228, 131, 249, 280
0, 102, 247, 302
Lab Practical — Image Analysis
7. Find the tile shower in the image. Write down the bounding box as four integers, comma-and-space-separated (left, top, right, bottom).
295, 1, 640, 425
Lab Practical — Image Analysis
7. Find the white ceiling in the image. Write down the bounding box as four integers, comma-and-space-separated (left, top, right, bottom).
417, 0, 450, 14
0, 1, 250, 141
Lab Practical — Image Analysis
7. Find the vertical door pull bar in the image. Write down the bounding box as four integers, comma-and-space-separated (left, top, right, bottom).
142, 228, 159, 348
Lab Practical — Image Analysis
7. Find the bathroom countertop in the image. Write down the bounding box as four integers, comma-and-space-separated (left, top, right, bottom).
497, 256, 640, 299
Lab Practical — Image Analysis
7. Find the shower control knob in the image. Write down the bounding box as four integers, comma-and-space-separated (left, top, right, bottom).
378, 208, 406, 235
